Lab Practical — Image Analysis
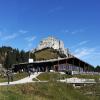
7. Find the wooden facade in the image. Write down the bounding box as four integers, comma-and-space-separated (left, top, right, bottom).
12, 57, 94, 73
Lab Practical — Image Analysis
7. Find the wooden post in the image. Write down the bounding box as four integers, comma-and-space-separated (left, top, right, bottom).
88, 65, 89, 72
79, 61, 80, 73
72, 58, 74, 71
58, 59, 59, 72
66, 59, 67, 70
83, 64, 85, 72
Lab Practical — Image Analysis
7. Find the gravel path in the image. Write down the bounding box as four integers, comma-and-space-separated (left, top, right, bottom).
0, 72, 42, 86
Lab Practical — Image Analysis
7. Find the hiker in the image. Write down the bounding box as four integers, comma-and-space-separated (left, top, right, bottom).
6, 70, 13, 84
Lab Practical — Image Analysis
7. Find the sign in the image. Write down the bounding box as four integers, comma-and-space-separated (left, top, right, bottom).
28, 59, 33, 63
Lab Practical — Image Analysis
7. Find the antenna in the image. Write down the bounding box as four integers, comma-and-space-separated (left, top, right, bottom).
29, 50, 30, 59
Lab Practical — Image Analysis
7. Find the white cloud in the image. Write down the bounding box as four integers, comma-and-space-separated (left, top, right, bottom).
25, 36, 36, 42
71, 40, 89, 49
2, 33, 17, 41
71, 31, 78, 34
78, 40, 88, 46
71, 42, 100, 66
62, 29, 84, 35
62, 29, 69, 33
74, 48, 95, 58
24, 36, 36, 51
71, 29, 84, 35
19, 30, 28, 34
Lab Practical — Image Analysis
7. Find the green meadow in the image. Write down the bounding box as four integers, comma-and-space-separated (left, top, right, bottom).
1, 82, 99, 100
0, 72, 100, 100
0, 72, 28, 82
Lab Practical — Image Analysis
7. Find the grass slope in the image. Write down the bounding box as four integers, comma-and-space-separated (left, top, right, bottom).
0, 82, 92, 100
77, 83, 100, 100
37, 72, 100, 81
0, 72, 28, 82
37, 72, 71, 81
73, 74, 100, 80
34, 48, 65, 60
0, 72, 100, 100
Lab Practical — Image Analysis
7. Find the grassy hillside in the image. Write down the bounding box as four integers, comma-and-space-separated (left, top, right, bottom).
0, 82, 93, 100
0, 72, 28, 82
0, 72, 100, 100
37, 72, 100, 81
34, 47, 66, 60
37, 72, 72, 81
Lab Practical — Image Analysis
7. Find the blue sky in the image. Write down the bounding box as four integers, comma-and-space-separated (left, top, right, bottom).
0, 0, 100, 66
